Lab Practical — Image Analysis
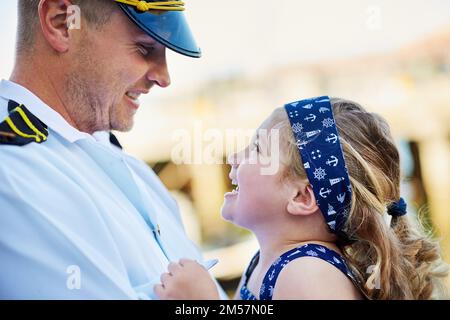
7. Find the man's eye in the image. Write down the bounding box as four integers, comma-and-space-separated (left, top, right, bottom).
137, 44, 155, 56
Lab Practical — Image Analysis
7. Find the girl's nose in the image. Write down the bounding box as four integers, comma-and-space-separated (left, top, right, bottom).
228, 166, 237, 182
227, 151, 244, 167
227, 153, 236, 166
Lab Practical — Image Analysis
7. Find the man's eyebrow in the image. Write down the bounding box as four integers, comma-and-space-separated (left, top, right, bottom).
135, 35, 158, 44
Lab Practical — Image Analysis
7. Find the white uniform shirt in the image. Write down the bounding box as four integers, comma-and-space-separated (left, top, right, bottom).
0, 79, 224, 299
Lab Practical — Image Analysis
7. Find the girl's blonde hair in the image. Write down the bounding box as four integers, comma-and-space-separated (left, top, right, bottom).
271, 98, 448, 299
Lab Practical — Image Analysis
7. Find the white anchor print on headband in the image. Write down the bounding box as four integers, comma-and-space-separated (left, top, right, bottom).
284, 96, 352, 235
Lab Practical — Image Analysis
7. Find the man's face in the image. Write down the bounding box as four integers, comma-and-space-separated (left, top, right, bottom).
66, 8, 170, 133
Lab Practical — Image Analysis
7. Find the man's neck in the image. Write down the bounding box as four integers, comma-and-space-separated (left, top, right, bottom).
10, 61, 80, 131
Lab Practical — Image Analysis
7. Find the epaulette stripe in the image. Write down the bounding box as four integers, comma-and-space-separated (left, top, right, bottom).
5, 116, 41, 142
15, 106, 47, 141
1, 100, 49, 146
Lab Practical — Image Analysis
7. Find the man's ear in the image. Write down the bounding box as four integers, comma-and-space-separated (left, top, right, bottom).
286, 184, 319, 216
38, 0, 73, 53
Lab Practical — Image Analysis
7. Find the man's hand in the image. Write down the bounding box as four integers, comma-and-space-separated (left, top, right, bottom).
154, 259, 221, 300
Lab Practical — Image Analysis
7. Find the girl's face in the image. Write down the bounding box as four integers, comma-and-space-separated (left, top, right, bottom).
221, 116, 288, 230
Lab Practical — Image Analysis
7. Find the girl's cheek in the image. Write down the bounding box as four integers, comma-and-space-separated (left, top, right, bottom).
242, 172, 263, 195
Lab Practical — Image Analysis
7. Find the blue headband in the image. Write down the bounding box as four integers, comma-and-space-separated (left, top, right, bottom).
284, 96, 352, 234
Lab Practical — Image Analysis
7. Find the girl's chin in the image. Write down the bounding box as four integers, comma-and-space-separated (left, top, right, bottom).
220, 205, 230, 218
220, 202, 235, 222
222, 190, 238, 212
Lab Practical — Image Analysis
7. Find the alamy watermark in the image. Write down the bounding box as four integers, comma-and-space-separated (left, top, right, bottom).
67, 5, 81, 30
66, 265, 81, 290
171, 122, 281, 176
365, 5, 382, 31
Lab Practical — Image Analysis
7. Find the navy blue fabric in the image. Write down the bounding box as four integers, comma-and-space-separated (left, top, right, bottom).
284, 97, 352, 234
387, 197, 407, 217
240, 243, 356, 300
117, 2, 201, 58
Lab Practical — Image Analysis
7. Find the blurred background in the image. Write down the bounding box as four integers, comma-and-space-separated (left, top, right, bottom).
1, 0, 449, 296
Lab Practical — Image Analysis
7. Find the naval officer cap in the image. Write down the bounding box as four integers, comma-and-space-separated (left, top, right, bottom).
115, 0, 201, 58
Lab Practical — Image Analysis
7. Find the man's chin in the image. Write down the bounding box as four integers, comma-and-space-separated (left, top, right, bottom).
112, 124, 133, 132
110, 117, 134, 132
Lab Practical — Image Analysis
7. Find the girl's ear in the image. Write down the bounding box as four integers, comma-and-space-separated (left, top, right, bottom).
286, 184, 319, 216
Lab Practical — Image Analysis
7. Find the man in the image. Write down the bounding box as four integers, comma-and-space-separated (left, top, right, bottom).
0, 0, 223, 299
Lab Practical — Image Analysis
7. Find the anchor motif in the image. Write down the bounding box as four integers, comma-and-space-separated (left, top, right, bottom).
296, 139, 308, 150
303, 162, 310, 169
319, 107, 330, 113
319, 188, 332, 198
327, 204, 337, 216
329, 177, 345, 186
305, 130, 321, 138
337, 193, 346, 203
302, 103, 313, 109
311, 150, 321, 159
268, 269, 276, 281
326, 156, 339, 167
325, 133, 338, 144
304, 114, 316, 122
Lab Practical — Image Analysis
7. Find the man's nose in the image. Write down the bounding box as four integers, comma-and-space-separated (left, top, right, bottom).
146, 49, 171, 88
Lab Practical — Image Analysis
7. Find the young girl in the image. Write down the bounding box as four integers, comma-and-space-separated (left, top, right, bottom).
154, 97, 448, 300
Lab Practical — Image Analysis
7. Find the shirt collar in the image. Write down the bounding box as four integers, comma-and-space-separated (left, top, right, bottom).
0, 79, 95, 143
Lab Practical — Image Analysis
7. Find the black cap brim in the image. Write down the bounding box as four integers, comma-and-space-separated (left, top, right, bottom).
117, 3, 201, 58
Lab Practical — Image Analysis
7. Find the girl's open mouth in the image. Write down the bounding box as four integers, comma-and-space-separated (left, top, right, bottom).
224, 180, 239, 197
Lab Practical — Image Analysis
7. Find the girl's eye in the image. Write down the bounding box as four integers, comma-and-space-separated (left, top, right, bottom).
253, 141, 260, 153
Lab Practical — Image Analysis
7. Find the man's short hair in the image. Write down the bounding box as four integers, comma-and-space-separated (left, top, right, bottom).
17, 0, 116, 53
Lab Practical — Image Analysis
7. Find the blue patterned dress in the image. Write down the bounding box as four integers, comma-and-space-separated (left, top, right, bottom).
239, 243, 357, 300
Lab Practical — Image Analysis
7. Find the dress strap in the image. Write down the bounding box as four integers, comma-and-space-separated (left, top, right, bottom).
238, 251, 260, 300
242, 251, 260, 286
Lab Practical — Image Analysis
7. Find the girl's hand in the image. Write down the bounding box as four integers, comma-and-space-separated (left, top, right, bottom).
154, 259, 220, 300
